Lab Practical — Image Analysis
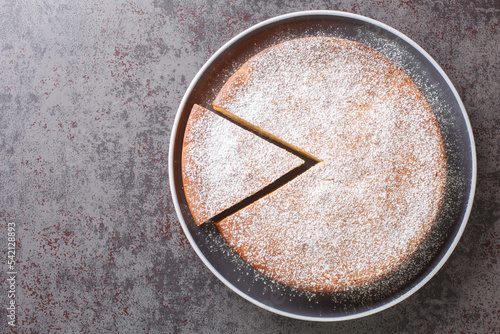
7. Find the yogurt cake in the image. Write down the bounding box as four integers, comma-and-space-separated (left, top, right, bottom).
183, 37, 447, 292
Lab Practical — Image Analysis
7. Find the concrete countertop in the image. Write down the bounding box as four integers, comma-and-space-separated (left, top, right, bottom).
0, 1, 498, 332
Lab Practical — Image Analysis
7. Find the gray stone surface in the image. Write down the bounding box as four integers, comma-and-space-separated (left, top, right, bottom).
0, 0, 498, 333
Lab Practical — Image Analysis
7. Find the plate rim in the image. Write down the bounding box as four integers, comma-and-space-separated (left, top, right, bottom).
168, 9, 477, 321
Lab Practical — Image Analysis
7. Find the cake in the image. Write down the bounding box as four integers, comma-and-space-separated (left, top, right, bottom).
181, 104, 304, 225
183, 37, 447, 292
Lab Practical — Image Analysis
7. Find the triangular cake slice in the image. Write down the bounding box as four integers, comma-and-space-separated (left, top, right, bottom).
182, 104, 304, 225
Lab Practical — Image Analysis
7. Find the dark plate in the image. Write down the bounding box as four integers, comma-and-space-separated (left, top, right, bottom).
168, 11, 476, 321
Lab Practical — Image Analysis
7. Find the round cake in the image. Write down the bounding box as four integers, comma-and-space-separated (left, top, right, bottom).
211, 37, 447, 292
182, 37, 446, 292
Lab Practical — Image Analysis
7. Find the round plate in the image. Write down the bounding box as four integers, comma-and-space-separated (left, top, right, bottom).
168, 10, 476, 321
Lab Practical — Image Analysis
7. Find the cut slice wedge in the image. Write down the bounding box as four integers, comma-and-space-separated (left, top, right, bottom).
182, 104, 305, 225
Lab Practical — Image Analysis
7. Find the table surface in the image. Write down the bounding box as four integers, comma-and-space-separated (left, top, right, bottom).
0, 1, 498, 333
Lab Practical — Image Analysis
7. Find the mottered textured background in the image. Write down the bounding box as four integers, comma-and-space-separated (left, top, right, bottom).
0, 0, 498, 333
